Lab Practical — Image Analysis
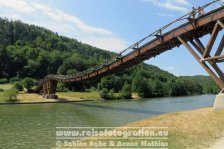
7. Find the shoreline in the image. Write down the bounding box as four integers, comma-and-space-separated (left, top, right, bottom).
0, 99, 94, 105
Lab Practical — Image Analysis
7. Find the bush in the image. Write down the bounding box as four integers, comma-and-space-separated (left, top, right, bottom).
100, 88, 126, 100
100, 88, 109, 99
57, 83, 69, 92
86, 87, 96, 92
115, 94, 124, 100
14, 82, 23, 91
4, 88, 18, 102
136, 79, 152, 98
9, 77, 21, 83
0, 78, 8, 84
108, 89, 115, 99
97, 83, 101, 91
22, 77, 36, 92
121, 83, 132, 99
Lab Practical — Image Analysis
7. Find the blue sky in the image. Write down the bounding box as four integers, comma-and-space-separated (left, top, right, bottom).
0, 0, 223, 76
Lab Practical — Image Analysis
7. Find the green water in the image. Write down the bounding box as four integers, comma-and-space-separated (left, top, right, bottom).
0, 95, 215, 148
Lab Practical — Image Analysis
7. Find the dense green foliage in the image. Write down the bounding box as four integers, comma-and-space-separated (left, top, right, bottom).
100, 88, 109, 99
98, 65, 220, 99
120, 83, 132, 99
0, 18, 113, 79
13, 82, 23, 91
22, 78, 36, 91
0, 78, 8, 84
0, 18, 220, 100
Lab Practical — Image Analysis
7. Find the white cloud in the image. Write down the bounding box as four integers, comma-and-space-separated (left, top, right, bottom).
0, 0, 129, 52
144, 0, 191, 12
0, 0, 35, 13
174, 0, 190, 6
156, 13, 174, 17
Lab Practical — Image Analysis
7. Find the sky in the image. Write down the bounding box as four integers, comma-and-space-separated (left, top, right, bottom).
0, 0, 223, 76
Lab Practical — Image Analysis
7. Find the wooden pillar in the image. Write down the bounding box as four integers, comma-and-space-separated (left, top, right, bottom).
43, 80, 58, 99
42, 83, 47, 95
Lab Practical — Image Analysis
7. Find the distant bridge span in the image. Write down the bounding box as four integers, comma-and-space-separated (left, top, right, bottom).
34, 0, 224, 98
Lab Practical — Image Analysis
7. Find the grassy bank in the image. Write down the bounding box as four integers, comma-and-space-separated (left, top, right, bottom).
15, 92, 98, 103
57, 91, 100, 100
0, 84, 99, 103
71, 108, 224, 149
123, 108, 224, 149
0, 84, 12, 90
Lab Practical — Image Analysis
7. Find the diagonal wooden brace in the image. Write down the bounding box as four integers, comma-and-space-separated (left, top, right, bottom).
203, 22, 221, 58
178, 36, 224, 89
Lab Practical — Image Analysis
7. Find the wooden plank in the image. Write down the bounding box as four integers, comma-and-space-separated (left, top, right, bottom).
204, 55, 224, 61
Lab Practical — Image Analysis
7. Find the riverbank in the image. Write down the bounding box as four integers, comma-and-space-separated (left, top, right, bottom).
77, 107, 224, 149
0, 92, 99, 104
124, 107, 224, 149
0, 84, 100, 104
1, 84, 140, 104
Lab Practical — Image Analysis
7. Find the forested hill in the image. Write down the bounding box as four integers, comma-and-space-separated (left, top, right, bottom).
0, 18, 219, 98
0, 18, 114, 79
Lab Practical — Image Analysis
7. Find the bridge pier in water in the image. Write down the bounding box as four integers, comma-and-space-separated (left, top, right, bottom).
42, 80, 58, 99
178, 20, 224, 110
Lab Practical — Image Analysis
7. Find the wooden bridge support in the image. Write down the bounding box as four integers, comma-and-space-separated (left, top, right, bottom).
178, 20, 224, 91
42, 80, 58, 99
178, 20, 224, 110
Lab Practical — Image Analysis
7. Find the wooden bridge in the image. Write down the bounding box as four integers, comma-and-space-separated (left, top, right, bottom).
33, 0, 224, 99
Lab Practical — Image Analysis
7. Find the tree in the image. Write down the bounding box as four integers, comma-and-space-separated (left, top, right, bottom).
121, 83, 132, 99
136, 79, 152, 98
14, 82, 23, 91
100, 75, 123, 92
100, 88, 109, 99
151, 79, 164, 97
108, 89, 115, 100
4, 88, 18, 102
166, 79, 187, 96
203, 80, 220, 94
22, 77, 36, 92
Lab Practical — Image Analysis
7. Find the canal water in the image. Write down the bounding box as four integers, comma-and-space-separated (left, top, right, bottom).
0, 95, 215, 148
